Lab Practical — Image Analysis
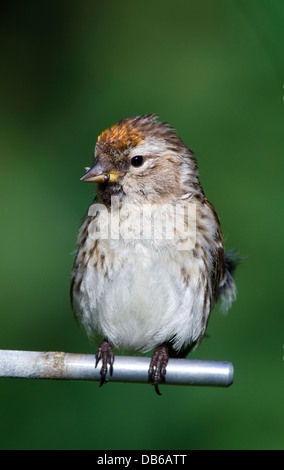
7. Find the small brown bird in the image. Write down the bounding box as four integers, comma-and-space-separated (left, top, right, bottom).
70, 115, 237, 394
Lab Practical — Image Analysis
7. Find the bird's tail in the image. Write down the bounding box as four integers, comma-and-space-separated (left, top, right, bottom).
220, 250, 240, 312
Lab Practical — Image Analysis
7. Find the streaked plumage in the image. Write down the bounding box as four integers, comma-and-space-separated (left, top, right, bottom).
71, 115, 237, 394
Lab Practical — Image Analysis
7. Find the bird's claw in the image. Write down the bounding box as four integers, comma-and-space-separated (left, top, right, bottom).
95, 339, 114, 387
149, 344, 169, 395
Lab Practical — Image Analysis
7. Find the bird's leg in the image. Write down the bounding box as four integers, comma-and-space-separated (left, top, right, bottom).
95, 338, 114, 387
148, 343, 169, 395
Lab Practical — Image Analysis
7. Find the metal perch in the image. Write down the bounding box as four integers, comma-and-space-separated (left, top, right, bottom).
0, 350, 233, 388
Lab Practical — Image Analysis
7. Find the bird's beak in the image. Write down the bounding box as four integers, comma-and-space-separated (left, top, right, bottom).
80, 166, 120, 183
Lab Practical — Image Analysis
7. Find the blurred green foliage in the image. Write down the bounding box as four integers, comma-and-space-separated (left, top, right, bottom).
0, 0, 283, 450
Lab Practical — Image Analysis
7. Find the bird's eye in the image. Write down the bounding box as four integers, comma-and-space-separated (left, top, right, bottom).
131, 155, 144, 168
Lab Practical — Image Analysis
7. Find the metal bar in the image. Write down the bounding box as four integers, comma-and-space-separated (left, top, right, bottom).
0, 350, 234, 387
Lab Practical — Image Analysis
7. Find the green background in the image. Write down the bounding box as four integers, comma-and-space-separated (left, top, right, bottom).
0, 0, 283, 450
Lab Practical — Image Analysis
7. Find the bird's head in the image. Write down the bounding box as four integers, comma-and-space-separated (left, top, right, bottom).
81, 114, 201, 204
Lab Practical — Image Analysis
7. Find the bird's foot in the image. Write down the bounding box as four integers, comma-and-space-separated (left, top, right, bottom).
95, 339, 114, 387
149, 344, 169, 395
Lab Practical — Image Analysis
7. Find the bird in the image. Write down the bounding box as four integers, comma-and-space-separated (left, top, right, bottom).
70, 114, 237, 395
